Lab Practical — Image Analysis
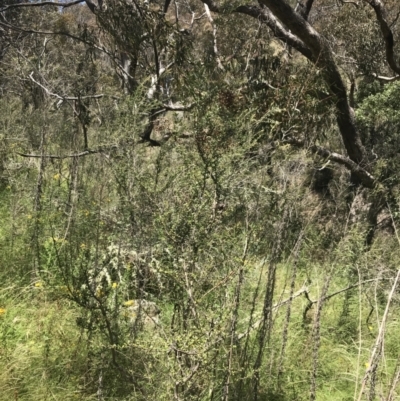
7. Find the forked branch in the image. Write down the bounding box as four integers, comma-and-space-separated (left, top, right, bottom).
285, 137, 375, 188
29, 72, 103, 102
200, 0, 369, 170
234, 5, 314, 60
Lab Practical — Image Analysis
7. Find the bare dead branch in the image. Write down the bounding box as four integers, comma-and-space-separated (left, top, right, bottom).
386, 357, 400, 401
340, 0, 359, 7
237, 285, 310, 340
16, 146, 118, 159
204, 3, 224, 70
310, 270, 331, 401
0, 0, 84, 12
372, 73, 400, 82
391, 10, 400, 27
253, 208, 288, 395
357, 266, 400, 401
322, 279, 378, 303
0, 19, 131, 84
0, 19, 95, 46
16, 125, 169, 159
16, 131, 159, 158
29, 72, 103, 101
239, 278, 387, 341
277, 232, 303, 384
162, 103, 194, 111
200, 0, 219, 12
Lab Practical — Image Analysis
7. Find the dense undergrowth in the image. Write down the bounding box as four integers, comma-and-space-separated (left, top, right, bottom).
1, 252, 400, 400
2, 1, 400, 399
1, 117, 400, 400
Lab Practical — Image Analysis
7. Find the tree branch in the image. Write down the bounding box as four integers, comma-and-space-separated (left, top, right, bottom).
3, 20, 142, 95
199, 0, 368, 169
0, 19, 95, 47
0, 0, 84, 12
297, 0, 315, 21
256, 0, 368, 167
285, 137, 376, 188
234, 5, 314, 60
340, 0, 359, 7
363, 0, 400, 75
84, 0, 97, 13
2, 16, 145, 97
147, 62, 174, 99
17, 146, 119, 159
372, 73, 400, 82
162, 102, 194, 111
16, 133, 163, 159
29, 72, 103, 102
204, 3, 225, 70
238, 278, 386, 341
29, 68, 191, 149
15, 108, 188, 158
16, 138, 137, 159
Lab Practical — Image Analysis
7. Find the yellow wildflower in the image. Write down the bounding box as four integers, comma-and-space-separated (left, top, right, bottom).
34, 281, 43, 288
123, 300, 135, 307
53, 173, 60, 180
0, 308, 6, 316
112, 282, 118, 289
365, 362, 370, 369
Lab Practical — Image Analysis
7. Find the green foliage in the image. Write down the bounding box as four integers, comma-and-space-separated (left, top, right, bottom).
2, 1, 400, 400
357, 81, 400, 128
356, 81, 400, 186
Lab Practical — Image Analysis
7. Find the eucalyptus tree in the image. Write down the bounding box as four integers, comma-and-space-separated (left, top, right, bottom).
2, 1, 400, 400
2, 0, 399, 186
